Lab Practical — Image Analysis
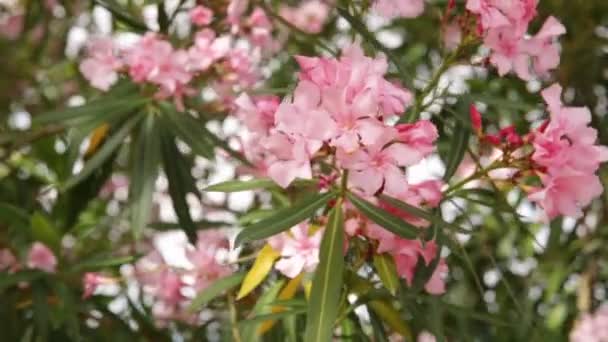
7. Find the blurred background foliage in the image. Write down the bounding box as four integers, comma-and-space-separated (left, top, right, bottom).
1, 0, 608, 341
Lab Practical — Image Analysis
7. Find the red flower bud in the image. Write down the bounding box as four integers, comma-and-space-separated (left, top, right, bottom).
469, 104, 482, 132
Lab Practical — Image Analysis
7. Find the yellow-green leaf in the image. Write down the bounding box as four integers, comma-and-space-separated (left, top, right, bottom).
237, 244, 280, 300
258, 274, 303, 335
373, 253, 400, 296
369, 300, 412, 340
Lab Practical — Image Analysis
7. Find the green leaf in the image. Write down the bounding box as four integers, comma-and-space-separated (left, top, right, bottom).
239, 309, 307, 327
443, 120, 470, 182
69, 255, 136, 272
379, 194, 469, 234
204, 178, 317, 192
33, 93, 145, 127
148, 220, 230, 231
160, 131, 200, 242
373, 253, 400, 296
346, 192, 418, 239
240, 281, 285, 342
304, 200, 345, 342
63, 114, 141, 190
204, 179, 276, 192
161, 107, 215, 160
235, 191, 335, 246
30, 212, 61, 253
368, 300, 412, 340
368, 308, 389, 342
92, 0, 148, 32
129, 114, 161, 238
0, 203, 29, 228
189, 273, 245, 312
238, 209, 277, 226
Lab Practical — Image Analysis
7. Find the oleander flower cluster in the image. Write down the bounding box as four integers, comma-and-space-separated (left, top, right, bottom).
130, 230, 234, 326
528, 85, 608, 219
235, 43, 447, 293
466, 0, 566, 80
79, 3, 274, 111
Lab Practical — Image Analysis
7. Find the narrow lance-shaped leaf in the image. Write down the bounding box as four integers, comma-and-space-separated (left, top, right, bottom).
304, 200, 345, 342
237, 244, 280, 300
205, 179, 276, 192
240, 280, 285, 342
160, 131, 200, 243
130, 114, 161, 238
33, 93, 146, 127
379, 194, 469, 234
63, 114, 141, 190
443, 99, 472, 181
373, 253, 400, 296
204, 178, 318, 193
30, 212, 61, 253
346, 192, 418, 239
188, 273, 245, 312
161, 107, 215, 160
258, 274, 304, 335
368, 300, 413, 340
235, 191, 335, 246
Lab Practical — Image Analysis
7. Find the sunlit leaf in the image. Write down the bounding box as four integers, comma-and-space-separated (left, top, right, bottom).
373, 253, 400, 296
237, 244, 280, 300
304, 200, 344, 342
63, 114, 141, 190
189, 273, 245, 312
129, 114, 161, 238
346, 192, 418, 239
235, 191, 335, 246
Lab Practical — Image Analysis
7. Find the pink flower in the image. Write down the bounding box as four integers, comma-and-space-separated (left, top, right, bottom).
469, 0, 564, 80
529, 84, 608, 219
263, 132, 321, 188
82, 272, 114, 299
373, 0, 425, 19
523, 16, 566, 78
339, 134, 422, 196
27, 242, 57, 273
279, 1, 331, 34
247, 7, 275, 48
234, 93, 279, 134
186, 230, 234, 291
268, 224, 323, 278
418, 331, 437, 342
189, 5, 213, 26
443, 22, 462, 51
157, 270, 184, 306
0, 14, 23, 40
424, 259, 448, 295
79, 37, 123, 91
227, 0, 249, 30
529, 170, 603, 219
187, 30, 231, 73
466, 0, 537, 33
395, 120, 439, 161
570, 305, 608, 342
0, 248, 18, 272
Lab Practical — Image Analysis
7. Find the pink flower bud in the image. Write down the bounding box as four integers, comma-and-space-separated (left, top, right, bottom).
189, 5, 213, 26
27, 242, 57, 273
469, 104, 482, 133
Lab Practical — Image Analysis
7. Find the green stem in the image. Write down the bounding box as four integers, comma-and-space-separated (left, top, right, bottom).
444, 159, 506, 195
340, 170, 349, 197
228, 292, 242, 342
